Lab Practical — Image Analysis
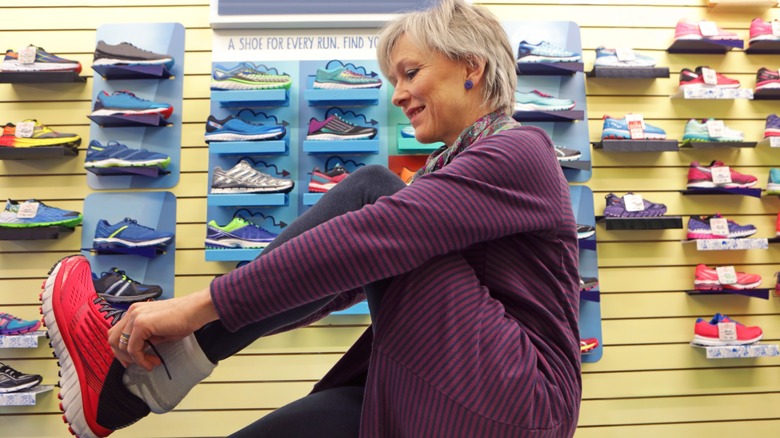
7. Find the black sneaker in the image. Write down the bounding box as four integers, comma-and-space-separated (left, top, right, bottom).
577, 224, 595, 240
306, 115, 377, 140
0, 362, 42, 393
93, 41, 174, 69
756, 67, 780, 92
554, 145, 582, 162
92, 268, 163, 303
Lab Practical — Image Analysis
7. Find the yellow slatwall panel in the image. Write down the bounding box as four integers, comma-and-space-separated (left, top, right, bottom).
1, 1, 780, 436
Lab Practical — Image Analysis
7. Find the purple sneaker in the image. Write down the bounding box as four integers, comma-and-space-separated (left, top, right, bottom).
687, 213, 757, 239
205, 217, 278, 249
765, 114, 780, 138
306, 115, 376, 141
603, 193, 667, 218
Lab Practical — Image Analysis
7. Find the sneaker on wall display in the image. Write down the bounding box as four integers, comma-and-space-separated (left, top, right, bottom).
755, 67, 780, 92
204, 115, 286, 142
766, 168, 780, 195
694, 264, 762, 290
693, 313, 763, 346
93, 40, 174, 69
603, 193, 667, 218
211, 63, 292, 90
580, 338, 599, 353
91, 90, 173, 119
85, 140, 170, 169
211, 160, 295, 194
749, 18, 780, 44
306, 115, 377, 140
682, 119, 744, 143
674, 18, 741, 41
1, 46, 81, 72
678, 67, 740, 91
601, 115, 667, 140
93, 218, 174, 248
0, 119, 81, 149
0, 312, 41, 335
313, 66, 382, 89
593, 47, 656, 67
516, 40, 581, 63
514, 90, 575, 112
764, 114, 780, 138
579, 276, 599, 291
576, 224, 595, 240
309, 164, 349, 193
0, 199, 82, 228
205, 217, 278, 249
686, 213, 757, 239
687, 161, 758, 189
92, 268, 163, 303
0, 362, 42, 393
553, 145, 581, 161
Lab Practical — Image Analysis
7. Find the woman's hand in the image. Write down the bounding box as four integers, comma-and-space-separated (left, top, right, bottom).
108, 288, 219, 371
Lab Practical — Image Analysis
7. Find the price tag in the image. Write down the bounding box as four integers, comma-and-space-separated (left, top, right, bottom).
716, 266, 737, 285
19, 46, 37, 65
701, 67, 717, 85
16, 201, 39, 219
709, 217, 729, 237
770, 137, 780, 148
772, 20, 780, 37
615, 48, 636, 62
711, 166, 732, 184
625, 113, 645, 140
15, 121, 34, 138
699, 21, 719, 37
707, 120, 724, 138
717, 322, 737, 341
623, 193, 645, 212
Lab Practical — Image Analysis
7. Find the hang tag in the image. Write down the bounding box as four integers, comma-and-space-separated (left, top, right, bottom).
699, 21, 719, 37
615, 48, 636, 62
772, 20, 780, 37
770, 137, 780, 148
15, 121, 34, 138
716, 266, 737, 285
709, 217, 729, 236
16, 201, 39, 219
717, 322, 737, 341
19, 46, 37, 64
707, 120, 724, 138
701, 67, 717, 85
625, 113, 645, 140
623, 194, 645, 212
711, 166, 732, 184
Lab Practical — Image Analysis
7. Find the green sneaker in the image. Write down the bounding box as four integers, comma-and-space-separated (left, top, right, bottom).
313, 67, 382, 89
682, 119, 744, 143
211, 63, 292, 90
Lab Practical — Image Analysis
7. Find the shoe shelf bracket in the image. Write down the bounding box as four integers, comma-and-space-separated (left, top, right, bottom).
211, 89, 290, 108
92, 64, 173, 80
88, 114, 172, 128
302, 140, 379, 154
88, 244, 165, 259
580, 289, 600, 302
0, 226, 75, 241
0, 71, 85, 83
681, 187, 763, 198
753, 89, 780, 100
745, 40, 780, 55
667, 39, 743, 54
691, 343, 780, 359
303, 193, 323, 206
0, 385, 54, 407
560, 160, 590, 171
515, 62, 583, 76
205, 248, 263, 262
586, 67, 670, 79
87, 167, 169, 178
0, 331, 47, 349
681, 141, 757, 149
0, 146, 78, 160
671, 88, 754, 99
596, 216, 684, 230
209, 139, 288, 155
207, 193, 289, 207
683, 238, 769, 251
593, 140, 679, 152
757, 137, 780, 148
686, 288, 770, 299
512, 110, 584, 122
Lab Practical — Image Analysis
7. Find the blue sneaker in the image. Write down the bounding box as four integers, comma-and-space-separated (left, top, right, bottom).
594, 47, 656, 67
767, 168, 780, 195
517, 40, 581, 63
205, 217, 278, 249
313, 66, 382, 89
204, 115, 286, 142
601, 115, 667, 140
93, 218, 174, 248
514, 90, 575, 111
0, 199, 82, 228
0, 312, 41, 335
91, 90, 173, 119
85, 140, 171, 169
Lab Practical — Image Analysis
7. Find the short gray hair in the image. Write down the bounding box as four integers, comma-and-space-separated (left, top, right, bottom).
377, 0, 516, 115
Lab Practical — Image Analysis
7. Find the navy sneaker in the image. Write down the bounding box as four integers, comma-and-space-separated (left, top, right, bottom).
205, 217, 278, 249
92, 268, 163, 303
0, 362, 42, 393
204, 115, 286, 142
306, 115, 376, 140
93, 218, 174, 248
85, 140, 171, 169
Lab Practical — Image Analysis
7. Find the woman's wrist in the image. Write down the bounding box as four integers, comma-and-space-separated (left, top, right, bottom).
185, 287, 220, 331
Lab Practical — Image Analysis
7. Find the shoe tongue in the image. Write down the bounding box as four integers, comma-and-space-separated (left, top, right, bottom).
710, 160, 725, 167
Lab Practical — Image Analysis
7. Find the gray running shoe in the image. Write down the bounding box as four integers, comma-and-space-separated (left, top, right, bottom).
554, 145, 582, 161
211, 160, 294, 194
93, 41, 174, 68
0, 362, 42, 393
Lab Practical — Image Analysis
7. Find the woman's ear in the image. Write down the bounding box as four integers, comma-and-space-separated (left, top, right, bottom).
464, 55, 487, 85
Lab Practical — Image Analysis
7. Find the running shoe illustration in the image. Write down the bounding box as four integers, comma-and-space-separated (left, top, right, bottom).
0, 199, 82, 228
516, 40, 581, 63
694, 264, 762, 290
211, 160, 295, 194
755, 67, 780, 92
93, 40, 174, 69
309, 164, 349, 192
205, 217, 278, 249
693, 313, 763, 346
764, 114, 780, 138
0, 362, 42, 393
0, 120, 81, 149
682, 119, 744, 143
687, 213, 757, 239
749, 18, 780, 44
514, 90, 575, 112
553, 145, 581, 161
211, 63, 292, 90
674, 18, 740, 41
767, 168, 780, 195
593, 46, 656, 67
204, 115, 286, 142
313, 66, 382, 89
307, 115, 377, 140
580, 338, 599, 353
93, 218, 174, 248
577, 224, 596, 240
687, 161, 757, 189
0, 312, 41, 335
92, 268, 163, 303
85, 140, 171, 169
1, 46, 81, 73
91, 90, 173, 119
601, 115, 667, 140
678, 67, 740, 91
603, 193, 667, 218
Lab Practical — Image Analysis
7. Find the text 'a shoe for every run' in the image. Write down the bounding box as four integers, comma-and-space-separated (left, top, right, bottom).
307, 115, 377, 141
85, 141, 170, 169
206, 217, 278, 249
1, 45, 81, 72
91, 91, 173, 119
211, 63, 292, 90
204, 115, 286, 142
0, 119, 81, 149
94, 218, 174, 248
211, 160, 295, 194
0, 199, 82, 228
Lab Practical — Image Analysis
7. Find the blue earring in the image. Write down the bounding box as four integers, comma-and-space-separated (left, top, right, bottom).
464, 79, 473, 90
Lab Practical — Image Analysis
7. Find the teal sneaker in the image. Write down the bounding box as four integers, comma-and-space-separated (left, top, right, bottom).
313, 67, 382, 89
211, 63, 292, 90
514, 90, 575, 112
767, 168, 780, 195
682, 119, 744, 143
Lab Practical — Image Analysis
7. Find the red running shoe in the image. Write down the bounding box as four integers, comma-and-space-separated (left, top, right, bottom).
674, 18, 740, 41
308, 164, 349, 193
678, 66, 740, 91
687, 161, 758, 189
40, 255, 118, 438
693, 313, 762, 346
749, 18, 780, 44
756, 67, 780, 92
693, 264, 762, 290
580, 338, 599, 353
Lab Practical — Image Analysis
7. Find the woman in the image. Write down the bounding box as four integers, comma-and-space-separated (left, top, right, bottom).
42, 1, 581, 436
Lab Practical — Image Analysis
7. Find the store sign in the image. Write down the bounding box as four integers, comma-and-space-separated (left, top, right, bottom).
217, 0, 424, 16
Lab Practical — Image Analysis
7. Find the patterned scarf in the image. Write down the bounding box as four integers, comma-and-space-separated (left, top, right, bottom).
410, 110, 520, 183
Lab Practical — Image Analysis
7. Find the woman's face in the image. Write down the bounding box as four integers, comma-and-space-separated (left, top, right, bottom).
388, 35, 484, 146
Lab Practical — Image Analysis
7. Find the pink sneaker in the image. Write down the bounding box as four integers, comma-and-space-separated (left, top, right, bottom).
749, 18, 780, 43
693, 313, 763, 346
687, 161, 758, 189
694, 264, 762, 290
674, 18, 740, 41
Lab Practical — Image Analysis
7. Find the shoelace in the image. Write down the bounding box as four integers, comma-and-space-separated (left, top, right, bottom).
0, 363, 29, 379
0, 313, 29, 328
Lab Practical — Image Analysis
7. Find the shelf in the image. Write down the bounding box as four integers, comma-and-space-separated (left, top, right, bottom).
92, 64, 172, 80
90, 243, 165, 259
208, 139, 288, 155
210, 89, 289, 107
745, 40, 780, 54
515, 61, 583, 76
303, 193, 323, 206
396, 126, 442, 153
0, 145, 78, 160
580, 289, 600, 302
205, 248, 263, 262
207, 193, 289, 207
86, 166, 169, 178
593, 139, 679, 152
0, 330, 47, 348
684, 238, 768, 250
692, 343, 780, 359
681, 187, 763, 198
686, 288, 770, 299
560, 160, 590, 171
87, 113, 171, 127
753, 88, 780, 100
586, 66, 670, 78
512, 110, 584, 122
681, 141, 757, 148
302, 139, 379, 154
578, 238, 596, 251
304, 87, 379, 107
0, 226, 75, 241
0, 71, 85, 83
667, 39, 743, 54
597, 216, 683, 230
0, 385, 54, 407
332, 301, 368, 315
757, 137, 780, 148
671, 88, 753, 99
